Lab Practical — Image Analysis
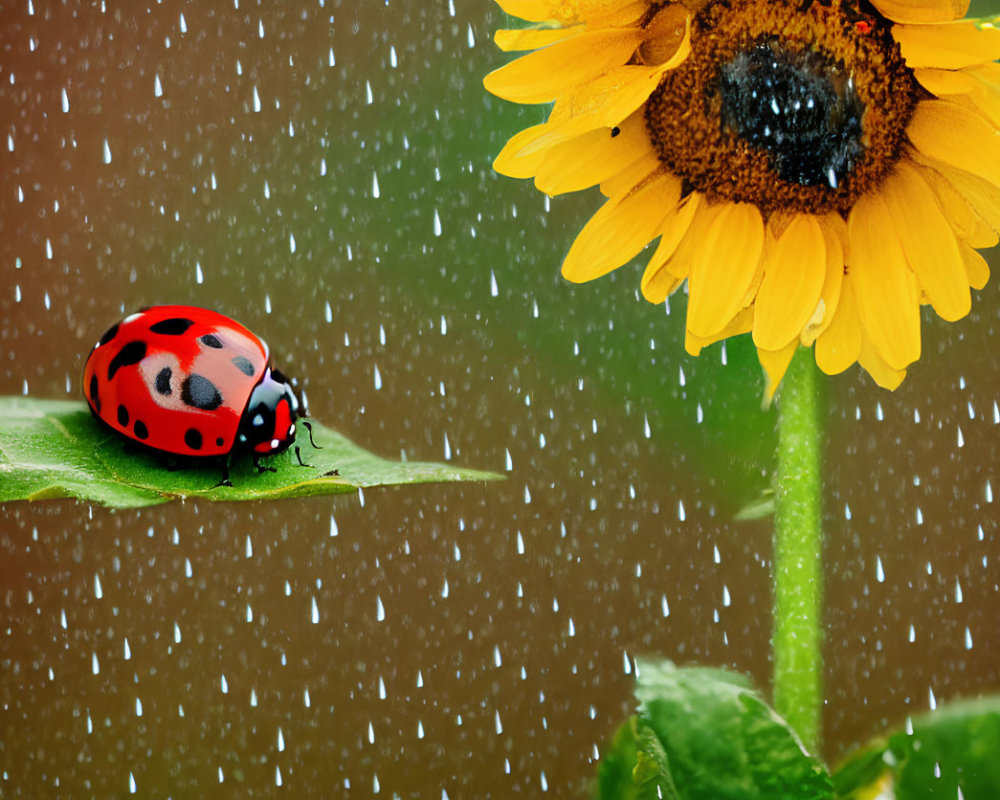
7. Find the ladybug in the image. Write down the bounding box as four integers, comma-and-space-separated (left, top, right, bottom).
83, 305, 315, 485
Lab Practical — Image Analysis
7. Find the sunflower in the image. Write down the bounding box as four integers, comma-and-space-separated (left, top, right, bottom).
484, 0, 1000, 396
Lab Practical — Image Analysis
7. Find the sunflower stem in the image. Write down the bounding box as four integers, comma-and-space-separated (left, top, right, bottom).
772, 346, 824, 751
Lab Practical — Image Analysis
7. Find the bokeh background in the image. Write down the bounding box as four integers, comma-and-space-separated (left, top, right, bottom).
1, 1, 998, 797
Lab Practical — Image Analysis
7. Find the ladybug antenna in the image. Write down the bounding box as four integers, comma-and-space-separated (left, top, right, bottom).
301, 419, 321, 450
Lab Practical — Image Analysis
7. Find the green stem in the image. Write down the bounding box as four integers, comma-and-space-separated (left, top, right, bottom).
772, 346, 824, 751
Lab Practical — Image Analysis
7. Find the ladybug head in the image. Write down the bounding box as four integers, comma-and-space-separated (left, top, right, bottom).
236, 367, 302, 455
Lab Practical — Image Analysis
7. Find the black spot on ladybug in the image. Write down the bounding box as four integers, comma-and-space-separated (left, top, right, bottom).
216, 437, 225, 447
117, 404, 130, 426
134, 420, 149, 440
89, 375, 101, 413
232, 355, 255, 377
98, 323, 120, 347
150, 317, 195, 336
107, 340, 147, 381
184, 428, 203, 450
181, 374, 223, 410
200, 334, 223, 349
611, 126, 621, 137
155, 367, 172, 396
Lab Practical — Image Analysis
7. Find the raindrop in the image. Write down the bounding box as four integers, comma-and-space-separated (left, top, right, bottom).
678, 500, 686, 521
329, 516, 338, 536
94, 574, 103, 599
844, 503, 852, 520
61, 87, 69, 112
45, 239, 52, 260
661, 595, 670, 617
568, 618, 576, 636
277, 727, 285, 751
368, 721, 376, 744
417, 721, 425, 739
713, 544, 721, 564
221, 674, 228, 693
123, 638, 131, 660
376, 595, 385, 622
289, 232, 296, 253
489, 270, 499, 296
325, 301, 333, 323
916, 507, 923, 525
722, 585, 731, 607
311, 596, 320, 624
92, 653, 100, 675
60, 609, 67, 629
275, 766, 282, 787
389, 45, 397, 68
908, 624, 916, 642
928, 686, 937, 710
965, 627, 973, 650
195, 262, 203, 284
129, 772, 137, 794
875, 555, 885, 583
103, 138, 112, 163
366, 80, 373, 104
245, 535, 253, 558
433, 208, 442, 236
467, 24, 476, 47
494, 710, 503, 734
954, 578, 963, 603
252, 85, 261, 112
154, 73, 163, 97
986, 480, 994, 503
179, 11, 187, 33
250, 688, 258, 707
441, 578, 449, 598
517, 530, 525, 554
373, 364, 382, 390
135, 697, 143, 717
371, 171, 380, 198
957, 426, 965, 448
643, 414, 651, 438
174, 623, 182, 643
184, 558, 193, 578
329, 47, 336, 67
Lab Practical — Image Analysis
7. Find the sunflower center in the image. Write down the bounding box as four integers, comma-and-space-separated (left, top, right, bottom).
644, 0, 921, 216
718, 40, 864, 189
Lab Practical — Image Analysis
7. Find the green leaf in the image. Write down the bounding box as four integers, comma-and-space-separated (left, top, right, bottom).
597, 715, 681, 800
0, 397, 503, 508
597, 658, 834, 800
833, 697, 1000, 799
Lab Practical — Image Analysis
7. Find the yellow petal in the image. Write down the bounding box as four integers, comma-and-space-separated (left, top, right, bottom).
912, 151, 1000, 235
847, 193, 922, 370
508, 111, 650, 195
752, 215, 826, 351
561, 171, 681, 283
483, 28, 643, 104
758, 340, 800, 406
641, 194, 703, 303
685, 307, 752, 356
686, 203, 765, 338
858, 338, 907, 390
495, 0, 646, 25
494, 27, 580, 52
493, 124, 554, 179
907, 99, 1000, 191
800, 214, 846, 346
914, 65, 1000, 128
881, 162, 971, 321
816, 274, 863, 375
913, 158, 999, 248
959, 240, 991, 289
515, 62, 675, 159
869, 0, 968, 22
894, 19, 1000, 69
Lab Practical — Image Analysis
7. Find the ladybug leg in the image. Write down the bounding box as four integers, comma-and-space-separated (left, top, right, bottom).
253, 453, 277, 475
214, 455, 234, 489
301, 420, 322, 449
294, 445, 313, 469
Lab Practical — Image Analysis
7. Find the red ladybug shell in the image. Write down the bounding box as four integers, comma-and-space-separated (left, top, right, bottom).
84, 306, 271, 457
